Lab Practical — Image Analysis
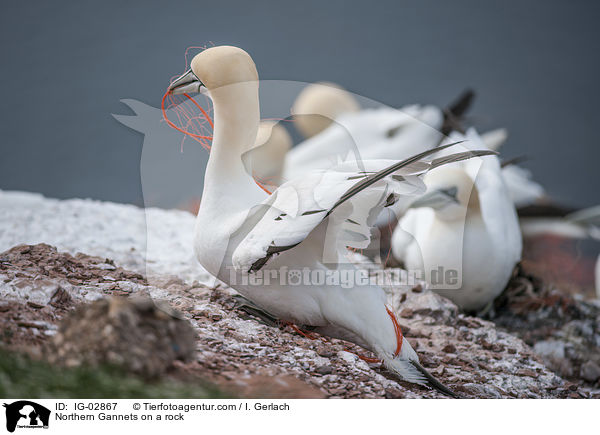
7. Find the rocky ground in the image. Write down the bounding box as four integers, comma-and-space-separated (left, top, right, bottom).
1, 190, 599, 398
488, 265, 600, 385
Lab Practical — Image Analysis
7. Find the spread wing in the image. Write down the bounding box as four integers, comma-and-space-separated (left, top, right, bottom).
232, 142, 495, 272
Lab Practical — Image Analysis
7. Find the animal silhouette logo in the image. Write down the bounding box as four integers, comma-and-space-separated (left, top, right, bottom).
3, 401, 50, 432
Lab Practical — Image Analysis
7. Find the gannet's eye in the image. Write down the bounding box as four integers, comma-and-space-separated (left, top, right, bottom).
386, 124, 405, 138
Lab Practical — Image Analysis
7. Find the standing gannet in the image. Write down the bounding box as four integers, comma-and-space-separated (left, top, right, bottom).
168, 46, 494, 395
392, 129, 522, 312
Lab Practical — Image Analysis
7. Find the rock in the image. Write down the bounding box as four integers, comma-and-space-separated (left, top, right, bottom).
580, 361, 600, 383
534, 340, 565, 360
442, 344, 456, 353
385, 388, 405, 399
4, 241, 595, 398
315, 365, 333, 375
220, 374, 325, 399
2, 193, 600, 398
516, 369, 538, 378
490, 265, 600, 386
460, 383, 503, 399
49, 287, 72, 307
46, 296, 196, 378
316, 347, 334, 358
398, 289, 458, 321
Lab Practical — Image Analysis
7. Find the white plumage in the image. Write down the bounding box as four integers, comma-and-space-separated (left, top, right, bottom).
392, 129, 522, 311
168, 46, 493, 393
285, 83, 545, 209
284, 106, 444, 180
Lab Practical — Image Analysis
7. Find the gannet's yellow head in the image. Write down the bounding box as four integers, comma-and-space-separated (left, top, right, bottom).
410, 167, 479, 220
291, 82, 360, 138
169, 46, 258, 94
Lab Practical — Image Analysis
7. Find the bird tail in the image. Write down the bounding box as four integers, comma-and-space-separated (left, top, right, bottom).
383, 356, 461, 398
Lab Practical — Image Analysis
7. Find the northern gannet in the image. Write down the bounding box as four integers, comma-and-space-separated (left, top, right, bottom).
289, 83, 545, 210
284, 83, 448, 181
481, 129, 546, 208
391, 129, 522, 312
291, 82, 360, 138
167, 46, 494, 395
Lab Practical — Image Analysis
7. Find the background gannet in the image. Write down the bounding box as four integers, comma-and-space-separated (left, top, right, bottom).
480, 128, 546, 208
392, 129, 522, 312
243, 121, 292, 190
291, 82, 360, 138
288, 83, 547, 210
167, 45, 494, 395
284, 83, 448, 181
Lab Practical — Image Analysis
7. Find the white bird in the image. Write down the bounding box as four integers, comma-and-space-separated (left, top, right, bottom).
498, 160, 545, 209
167, 45, 494, 395
391, 129, 522, 312
479, 128, 546, 208
284, 83, 447, 181
288, 83, 546, 210
291, 81, 361, 138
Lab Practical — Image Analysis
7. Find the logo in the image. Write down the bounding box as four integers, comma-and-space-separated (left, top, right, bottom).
3, 401, 50, 433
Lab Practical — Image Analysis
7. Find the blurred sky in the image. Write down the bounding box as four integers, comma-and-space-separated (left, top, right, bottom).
0, 0, 598, 207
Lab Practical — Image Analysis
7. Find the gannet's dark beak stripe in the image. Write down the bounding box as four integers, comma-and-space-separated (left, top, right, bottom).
168, 69, 204, 95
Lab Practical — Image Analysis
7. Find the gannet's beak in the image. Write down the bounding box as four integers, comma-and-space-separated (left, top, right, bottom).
409, 187, 458, 210
168, 69, 203, 95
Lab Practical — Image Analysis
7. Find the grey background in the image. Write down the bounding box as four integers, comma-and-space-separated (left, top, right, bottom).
1, 0, 598, 208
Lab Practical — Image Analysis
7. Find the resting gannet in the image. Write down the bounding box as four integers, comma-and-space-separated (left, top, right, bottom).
482, 129, 545, 208
391, 129, 522, 312
284, 83, 448, 181
290, 83, 545, 210
291, 82, 361, 138
167, 46, 494, 395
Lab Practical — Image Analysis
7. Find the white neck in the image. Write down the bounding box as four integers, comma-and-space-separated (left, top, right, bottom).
199, 81, 266, 213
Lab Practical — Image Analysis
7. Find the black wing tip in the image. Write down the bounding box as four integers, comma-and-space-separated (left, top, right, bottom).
517, 203, 577, 218
248, 242, 301, 273
441, 89, 476, 135
328, 141, 483, 216
429, 149, 498, 170
501, 155, 529, 168
448, 88, 476, 117
410, 360, 462, 399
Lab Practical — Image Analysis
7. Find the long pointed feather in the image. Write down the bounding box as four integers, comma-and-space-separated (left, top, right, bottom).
326, 141, 464, 216
241, 143, 495, 272
500, 155, 529, 168
409, 360, 461, 398
430, 149, 498, 169
441, 89, 475, 136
